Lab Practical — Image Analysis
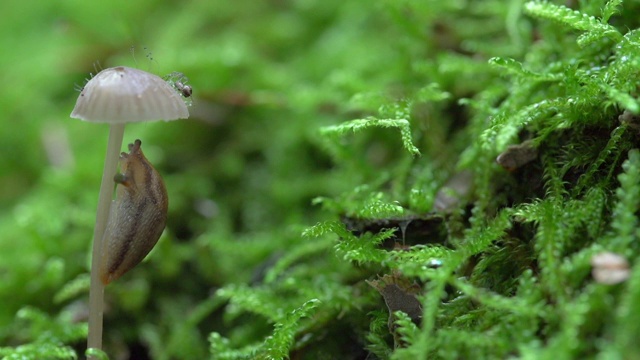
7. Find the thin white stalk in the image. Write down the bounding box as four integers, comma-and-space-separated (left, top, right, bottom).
87, 123, 125, 359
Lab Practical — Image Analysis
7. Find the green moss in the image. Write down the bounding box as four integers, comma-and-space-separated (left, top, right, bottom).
2, 0, 640, 359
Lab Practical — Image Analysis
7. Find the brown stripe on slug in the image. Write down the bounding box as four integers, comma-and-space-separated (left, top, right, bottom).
106, 197, 150, 275
99, 139, 168, 285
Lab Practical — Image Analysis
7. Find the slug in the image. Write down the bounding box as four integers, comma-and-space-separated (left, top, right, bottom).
99, 139, 168, 285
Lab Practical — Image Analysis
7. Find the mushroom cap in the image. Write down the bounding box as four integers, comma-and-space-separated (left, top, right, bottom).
71, 66, 189, 123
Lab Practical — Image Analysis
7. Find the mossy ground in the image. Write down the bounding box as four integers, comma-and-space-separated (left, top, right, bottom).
1, 0, 640, 359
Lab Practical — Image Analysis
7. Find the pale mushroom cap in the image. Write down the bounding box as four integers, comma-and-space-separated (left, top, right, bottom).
591, 251, 630, 285
71, 66, 189, 123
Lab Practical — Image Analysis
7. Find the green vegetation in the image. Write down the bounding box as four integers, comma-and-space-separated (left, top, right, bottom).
1, 0, 640, 358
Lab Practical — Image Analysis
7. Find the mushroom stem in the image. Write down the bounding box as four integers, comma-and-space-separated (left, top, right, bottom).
87, 123, 125, 358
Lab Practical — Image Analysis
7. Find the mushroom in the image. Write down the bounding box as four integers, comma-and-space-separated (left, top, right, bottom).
71, 66, 189, 357
591, 251, 630, 285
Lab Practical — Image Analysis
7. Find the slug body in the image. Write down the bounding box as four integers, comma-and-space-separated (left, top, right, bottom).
99, 139, 168, 285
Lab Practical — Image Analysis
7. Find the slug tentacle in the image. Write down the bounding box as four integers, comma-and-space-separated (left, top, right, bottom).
99, 139, 168, 285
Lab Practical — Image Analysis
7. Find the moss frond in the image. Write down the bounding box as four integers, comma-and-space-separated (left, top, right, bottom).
53, 274, 90, 305
602, 0, 624, 22
611, 253, 640, 358
365, 310, 393, 359
488, 57, 561, 81
260, 299, 321, 360
606, 149, 640, 252
320, 118, 421, 158
0, 307, 87, 360
574, 126, 629, 195
0, 343, 79, 360
524, 1, 622, 45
